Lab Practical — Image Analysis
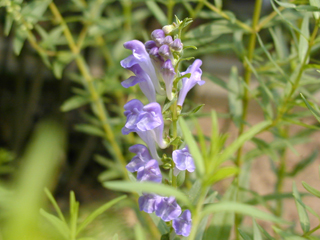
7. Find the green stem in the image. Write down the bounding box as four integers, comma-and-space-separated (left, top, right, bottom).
171, 101, 178, 188
187, 186, 208, 240
234, 1, 263, 238
121, 0, 132, 31
302, 224, 320, 237
49, 3, 129, 180
203, 1, 253, 33
275, 127, 288, 217
167, 0, 174, 24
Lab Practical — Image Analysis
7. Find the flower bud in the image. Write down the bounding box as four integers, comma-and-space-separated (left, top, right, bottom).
162, 24, 176, 34
158, 45, 171, 60
145, 40, 157, 52
163, 36, 173, 45
151, 29, 165, 46
171, 39, 183, 51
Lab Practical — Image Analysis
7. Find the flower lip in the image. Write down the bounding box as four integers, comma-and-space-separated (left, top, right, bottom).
137, 159, 162, 183
155, 196, 182, 222
172, 210, 192, 237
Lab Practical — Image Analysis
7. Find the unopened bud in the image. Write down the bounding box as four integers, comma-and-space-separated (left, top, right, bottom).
162, 23, 176, 34
151, 29, 165, 46
158, 44, 171, 60
145, 40, 157, 52
171, 39, 183, 51
163, 36, 173, 45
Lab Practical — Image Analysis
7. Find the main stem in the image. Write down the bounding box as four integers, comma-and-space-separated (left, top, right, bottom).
234, 0, 263, 238
49, 3, 129, 180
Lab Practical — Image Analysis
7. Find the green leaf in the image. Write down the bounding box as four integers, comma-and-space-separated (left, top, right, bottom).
13, 28, 27, 55
4, 14, 13, 36
296, 5, 320, 12
310, 0, 320, 19
256, 33, 287, 79
287, 151, 317, 177
299, 15, 310, 64
216, 121, 271, 167
103, 181, 192, 207
44, 188, 66, 223
112, 233, 119, 240
253, 220, 262, 240
185, 20, 245, 40
69, 191, 79, 238
215, 0, 222, 9
204, 184, 237, 240
203, 73, 231, 92
75, 124, 105, 138
181, 104, 205, 117
60, 95, 90, 112
270, 0, 308, 39
21, 0, 52, 24
274, 0, 296, 8
176, 170, 185, 187
134, 223, 146, 240
145, 1, 166, 26
98, 170, 122, 182
53, 52, 75, 79
204, 166, 239, 185
201, 202, 287, 224
162, 96, 177, 113
40, 209, 69, 239
292, 182, 310, 233
179, 117, 205, 177
269, 27, 288, 60
302, 181, 320, 198
300, 93, 320, 123
238, 229, 252, 240
228, 66, 243, 127
187, 180, 202, 205
77, 195, 126, 235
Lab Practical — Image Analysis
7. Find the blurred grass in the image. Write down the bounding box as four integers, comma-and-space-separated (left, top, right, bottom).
2, 120, 65, 240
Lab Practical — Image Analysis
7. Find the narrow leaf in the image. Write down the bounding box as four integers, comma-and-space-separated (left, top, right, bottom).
292, 182, 310, 233
77, 195, 127, 235
201, 202, 287, 224
40, 209, 69, 239
217, 121, 271, 167
302, 181, 320, 198
103, 181, 192, 207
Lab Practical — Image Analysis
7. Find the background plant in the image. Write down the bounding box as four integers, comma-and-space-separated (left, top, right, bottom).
0, 0, 320, 239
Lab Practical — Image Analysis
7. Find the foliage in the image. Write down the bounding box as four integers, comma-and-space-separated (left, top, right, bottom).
0, 0, 320, 239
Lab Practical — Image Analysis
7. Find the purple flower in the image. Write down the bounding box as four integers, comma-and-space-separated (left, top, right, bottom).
171, 39, 183, 52
137, 159, 162, 183
145, 40, 157, 52
161, 60, 175, 100
138, 193, 161, 213
177, 59, 205, 106
121, 40, 165, 95
121, 64, 156, 102
163, 36, 173, 45
151, 29, 165, 46
155, 197, 181, 222
172, 210, 192, 237
126, 144, 152, 172
158, 44, 172, 61
122, 99, 167, 160
172, 146, 196, 176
